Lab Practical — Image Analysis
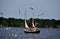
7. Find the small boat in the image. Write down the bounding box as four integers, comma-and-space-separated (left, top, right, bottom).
24, 9, 40, 33
24, 22, 40, 33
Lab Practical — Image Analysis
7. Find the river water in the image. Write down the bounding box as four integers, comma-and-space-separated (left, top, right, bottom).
0, 27, 60, 39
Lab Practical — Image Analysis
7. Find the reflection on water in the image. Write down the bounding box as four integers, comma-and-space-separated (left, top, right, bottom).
0, 27, 60, 39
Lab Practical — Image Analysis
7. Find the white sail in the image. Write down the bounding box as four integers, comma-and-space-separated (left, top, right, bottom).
32, 22, 35, 28
25, 20, 29, 28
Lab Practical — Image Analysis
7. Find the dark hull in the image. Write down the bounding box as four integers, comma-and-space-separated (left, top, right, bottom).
24, 30, 40, 34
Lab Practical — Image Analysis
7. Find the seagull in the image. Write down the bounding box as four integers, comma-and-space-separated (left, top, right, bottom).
6, 27, 9, 30
6, 27, 11, 30
11, 33, 18, 38
9, 27, 11, 29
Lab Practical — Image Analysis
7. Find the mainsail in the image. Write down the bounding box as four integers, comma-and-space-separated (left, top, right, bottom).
32, 22, 35, 28
25, 19, 29, 28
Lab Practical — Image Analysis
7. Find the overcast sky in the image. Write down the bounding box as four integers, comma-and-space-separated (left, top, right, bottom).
0, 0, 60, 20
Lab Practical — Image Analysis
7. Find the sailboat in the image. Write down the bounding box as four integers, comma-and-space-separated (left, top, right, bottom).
24, 9, 40, 33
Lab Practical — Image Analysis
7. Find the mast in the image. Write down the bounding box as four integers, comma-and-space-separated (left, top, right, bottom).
30, 7, 35, 28
25, 9, 26, 25
24, 9, 29, 28
32, 10, 35, 27
19, 9, 20, 18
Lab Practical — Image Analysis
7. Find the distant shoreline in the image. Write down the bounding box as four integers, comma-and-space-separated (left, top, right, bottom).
0, 26, 60, 28
0, 17, 60, 28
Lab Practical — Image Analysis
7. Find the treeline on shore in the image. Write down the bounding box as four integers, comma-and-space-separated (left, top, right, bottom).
0, 17, 60, 28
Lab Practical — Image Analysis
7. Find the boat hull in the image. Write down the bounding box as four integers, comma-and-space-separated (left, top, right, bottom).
24, 30, 40, 33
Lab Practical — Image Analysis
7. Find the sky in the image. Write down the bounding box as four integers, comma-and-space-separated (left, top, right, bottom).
0, 0, 60, 20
